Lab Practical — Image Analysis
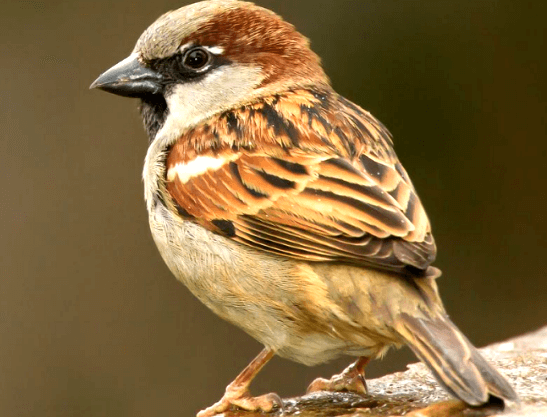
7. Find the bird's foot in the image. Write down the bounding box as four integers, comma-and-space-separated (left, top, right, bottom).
307, 357, 369, 395
197, 386, 282, 417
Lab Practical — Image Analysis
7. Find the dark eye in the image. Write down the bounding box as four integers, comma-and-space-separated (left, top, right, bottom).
183, 47, 210, 71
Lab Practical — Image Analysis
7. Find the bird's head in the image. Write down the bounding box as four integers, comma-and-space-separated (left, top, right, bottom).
91, 0, 329, 141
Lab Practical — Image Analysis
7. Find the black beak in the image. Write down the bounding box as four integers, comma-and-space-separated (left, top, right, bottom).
90, 54, 163, 97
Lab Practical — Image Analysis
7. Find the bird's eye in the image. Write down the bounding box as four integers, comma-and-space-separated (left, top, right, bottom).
182, 47, 211, 71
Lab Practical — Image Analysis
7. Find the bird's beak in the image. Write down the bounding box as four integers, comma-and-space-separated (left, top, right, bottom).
90, 54, 163, 97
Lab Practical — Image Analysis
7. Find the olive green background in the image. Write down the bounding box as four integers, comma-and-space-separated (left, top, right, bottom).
1, 1, 546, 416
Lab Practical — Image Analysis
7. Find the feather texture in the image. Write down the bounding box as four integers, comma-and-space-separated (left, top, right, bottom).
164, 89, 436, 272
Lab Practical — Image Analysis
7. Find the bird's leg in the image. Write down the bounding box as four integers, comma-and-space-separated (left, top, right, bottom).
307, 356, 370, 395
197, 348, 282, 417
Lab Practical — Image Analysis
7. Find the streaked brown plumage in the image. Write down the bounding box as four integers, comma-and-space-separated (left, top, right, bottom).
164, 89, 435, 272
91, 1, 518, 416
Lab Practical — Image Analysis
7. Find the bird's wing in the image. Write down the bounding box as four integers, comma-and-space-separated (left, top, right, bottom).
164, 90, 436, 273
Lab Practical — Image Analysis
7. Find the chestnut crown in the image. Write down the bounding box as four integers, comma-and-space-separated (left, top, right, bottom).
91, 1, 331, 140
134, 0, 328, 89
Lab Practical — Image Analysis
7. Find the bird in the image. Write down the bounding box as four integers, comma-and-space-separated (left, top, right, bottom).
90, 1, 518, 416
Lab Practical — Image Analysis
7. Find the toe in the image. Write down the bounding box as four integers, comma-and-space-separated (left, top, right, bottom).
197, 392, 282, 416
196, 400, 228, 417
307, 377, 330, 393
306, 374, 367, 395
232, 392, 282, 412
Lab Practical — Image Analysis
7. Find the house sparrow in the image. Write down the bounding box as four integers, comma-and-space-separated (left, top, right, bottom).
91, 1, 518, 416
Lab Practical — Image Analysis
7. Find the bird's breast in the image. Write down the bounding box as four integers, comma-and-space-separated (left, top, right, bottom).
145, 198, 405, 364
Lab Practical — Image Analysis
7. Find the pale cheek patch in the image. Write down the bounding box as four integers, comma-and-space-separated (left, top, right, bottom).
167, 155, 237, 183
156, 64, 263, 145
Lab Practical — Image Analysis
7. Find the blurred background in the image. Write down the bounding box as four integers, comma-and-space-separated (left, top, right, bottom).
1, 0, 546, 416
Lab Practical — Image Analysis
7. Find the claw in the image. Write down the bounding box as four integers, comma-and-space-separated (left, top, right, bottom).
307, 374, 367, 395
307, 356, 370, 395
197, 348, 279, 417
197, 390, 281, 417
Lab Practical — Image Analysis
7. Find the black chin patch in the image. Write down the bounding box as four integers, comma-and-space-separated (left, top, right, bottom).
140, 95, 168, 142
139, 48, 231, 142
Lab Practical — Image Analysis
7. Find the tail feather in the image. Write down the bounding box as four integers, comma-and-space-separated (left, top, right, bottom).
396, 313, 518, 406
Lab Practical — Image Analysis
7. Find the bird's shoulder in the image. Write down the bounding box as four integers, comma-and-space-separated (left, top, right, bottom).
162, 89, 437, 273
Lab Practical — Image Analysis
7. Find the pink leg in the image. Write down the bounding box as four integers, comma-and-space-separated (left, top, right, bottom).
197, 348, 282, 417
307, 356, 370, 395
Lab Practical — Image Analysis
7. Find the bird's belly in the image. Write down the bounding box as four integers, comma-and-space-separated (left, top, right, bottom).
274, 332, 385, 365
148, 201, 395, 365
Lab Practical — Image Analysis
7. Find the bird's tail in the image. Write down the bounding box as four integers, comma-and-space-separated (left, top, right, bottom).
395, 312, 518, 406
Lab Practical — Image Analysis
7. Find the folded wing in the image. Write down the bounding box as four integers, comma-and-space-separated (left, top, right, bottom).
164, 90, 436, 273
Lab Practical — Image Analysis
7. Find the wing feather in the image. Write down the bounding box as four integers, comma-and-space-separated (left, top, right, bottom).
164, 90, 436, 273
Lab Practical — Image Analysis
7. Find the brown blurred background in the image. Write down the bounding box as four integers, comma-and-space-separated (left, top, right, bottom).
1, 0, 546, 416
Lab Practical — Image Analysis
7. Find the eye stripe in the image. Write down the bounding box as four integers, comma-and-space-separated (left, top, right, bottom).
178, 42, 194, 53
179, 44, 223, 56
203, 45, 224, 55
